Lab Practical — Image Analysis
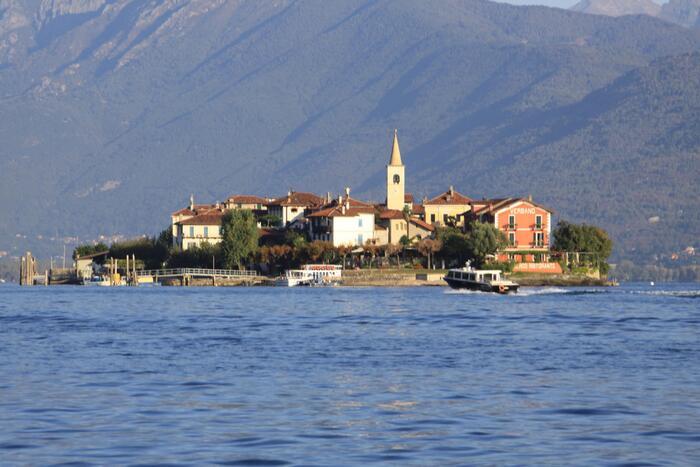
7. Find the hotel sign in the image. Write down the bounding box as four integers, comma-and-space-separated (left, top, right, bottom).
514, 262, 563, 274
509, 207, 536, 215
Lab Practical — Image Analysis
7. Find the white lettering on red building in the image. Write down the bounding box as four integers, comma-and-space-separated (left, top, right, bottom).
509, 207, 536, 215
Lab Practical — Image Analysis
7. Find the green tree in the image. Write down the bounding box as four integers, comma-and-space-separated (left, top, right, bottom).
553, 221, 613, 273
417, 238, 442, 269
221, 209, 259, 269
259, 213, 283, 228
437, 228, 470, 266
464, 221, 508, 267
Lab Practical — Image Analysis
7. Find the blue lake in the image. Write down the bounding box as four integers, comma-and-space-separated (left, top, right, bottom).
1, 283, 699, 465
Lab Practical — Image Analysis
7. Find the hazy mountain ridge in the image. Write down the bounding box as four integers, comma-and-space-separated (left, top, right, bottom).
1, 0, 699, 261
571, 0, 700, 29
571, 0, 661, 17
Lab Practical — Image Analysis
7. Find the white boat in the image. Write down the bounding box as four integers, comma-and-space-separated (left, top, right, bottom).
276, 264, 342, 287
444, 263, 519, 294
82, 275, 120, 286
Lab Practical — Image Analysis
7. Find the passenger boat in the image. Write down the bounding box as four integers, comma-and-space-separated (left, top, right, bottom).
275, 264, 342, 287
444, 264, 519, 294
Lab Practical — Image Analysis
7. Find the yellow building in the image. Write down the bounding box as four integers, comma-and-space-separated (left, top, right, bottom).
223, 195, 269, 211
423, 186, 472, 227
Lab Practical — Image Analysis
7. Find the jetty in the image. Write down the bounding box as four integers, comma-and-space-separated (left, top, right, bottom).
136, 268, 259, 286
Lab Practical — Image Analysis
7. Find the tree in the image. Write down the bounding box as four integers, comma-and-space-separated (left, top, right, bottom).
258, 213, 283, 228
437, 228, 470, 266
417, 238, 442, 269
221, 209, 259, 269
464, 221, 508, 267
553, 220, 613, 272
385, 243, 401, 267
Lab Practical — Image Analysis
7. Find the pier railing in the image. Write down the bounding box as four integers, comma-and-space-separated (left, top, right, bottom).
137, 268, 258, 278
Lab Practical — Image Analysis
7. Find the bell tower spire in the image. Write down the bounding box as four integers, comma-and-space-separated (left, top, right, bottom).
386, 129, 405, 210
389, 129, 402, 166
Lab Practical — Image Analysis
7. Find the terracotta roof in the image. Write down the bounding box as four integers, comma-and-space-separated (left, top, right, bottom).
425, 188, 472, 205
379, 209, 405, 220
404, 193, 414, 203
307, 201, 374, 218
411, 203, 425, 215
410, 217, 435, 232
471, 198, 552, 215
178, 211, 224, 226
227, 195, 268, 204
172, 204, 218, 217
268, 191, 324, 207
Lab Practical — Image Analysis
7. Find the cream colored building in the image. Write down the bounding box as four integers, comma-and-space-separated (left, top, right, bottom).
266, 191, 324, 226
223, 195, 269, 211
386, 129, 405, 211
174, 211, 224, 250
170, 196, 226, 250
423, 186, 472, 227
307, 191, 377, 247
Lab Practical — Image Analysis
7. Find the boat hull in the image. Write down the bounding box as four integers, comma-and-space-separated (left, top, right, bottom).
444, 277, 519, 294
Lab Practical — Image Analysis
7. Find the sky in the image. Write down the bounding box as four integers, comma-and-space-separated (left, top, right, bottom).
500, 0, 667, 8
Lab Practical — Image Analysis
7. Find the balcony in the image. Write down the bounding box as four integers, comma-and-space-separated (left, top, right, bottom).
506, 223, 517, 231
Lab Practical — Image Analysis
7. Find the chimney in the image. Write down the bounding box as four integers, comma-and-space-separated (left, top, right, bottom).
449, 185, 454, 196
326, 192, 331, 204
189, 194, 194, 211
528, 194, 533, 202
345, 187, 350, 198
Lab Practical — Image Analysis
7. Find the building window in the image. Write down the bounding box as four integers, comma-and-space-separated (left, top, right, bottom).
291, 208, 298, 213
508, 215, 515, 229
535, 215, 543, 229
534, 232, 544, 247
358, 217, 363, 227
443, 214, 449, 224
509, 232, 515, 246
189, 226, 194, 237
204, 227, 209, 238
430, 214, 436, 223
357, 234, 363, 245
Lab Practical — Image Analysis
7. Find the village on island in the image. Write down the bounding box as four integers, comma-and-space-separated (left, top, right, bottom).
19, 131, 613, 290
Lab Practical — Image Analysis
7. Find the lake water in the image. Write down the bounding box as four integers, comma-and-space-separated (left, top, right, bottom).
1, 283, 699, 465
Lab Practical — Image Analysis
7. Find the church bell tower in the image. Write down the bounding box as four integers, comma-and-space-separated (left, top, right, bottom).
386, 129, 405, 211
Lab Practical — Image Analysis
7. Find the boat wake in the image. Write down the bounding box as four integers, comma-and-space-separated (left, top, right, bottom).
444, 287, 608, 297
627, 290, 700, 299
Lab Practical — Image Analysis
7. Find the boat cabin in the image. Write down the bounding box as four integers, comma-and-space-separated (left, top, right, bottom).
446, 269, 502, 283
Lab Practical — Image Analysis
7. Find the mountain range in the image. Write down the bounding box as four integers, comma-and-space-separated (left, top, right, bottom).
1, 0, 700, 262
571, 0, 700, 28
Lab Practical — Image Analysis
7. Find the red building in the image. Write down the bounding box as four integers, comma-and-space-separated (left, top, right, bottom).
465, 197, 554, 263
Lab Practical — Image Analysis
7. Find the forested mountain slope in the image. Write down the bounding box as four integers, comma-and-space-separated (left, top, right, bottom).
1, 0, 699, 260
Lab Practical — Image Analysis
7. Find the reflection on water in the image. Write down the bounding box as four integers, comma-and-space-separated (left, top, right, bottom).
0, 283, 699, 465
